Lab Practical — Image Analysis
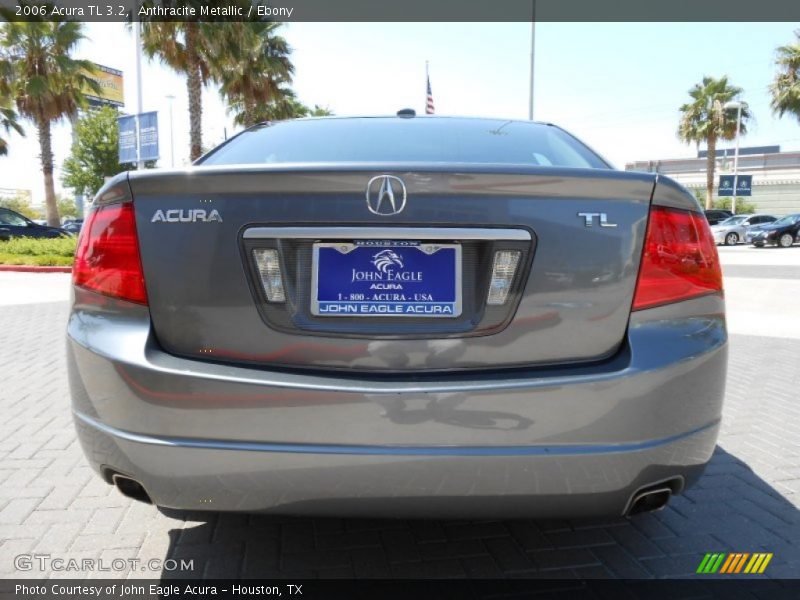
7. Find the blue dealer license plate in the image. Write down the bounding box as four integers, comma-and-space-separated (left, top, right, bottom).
312, 241, 462, 318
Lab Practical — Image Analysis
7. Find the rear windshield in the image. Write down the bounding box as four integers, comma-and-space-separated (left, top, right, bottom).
199, 118, 610, 169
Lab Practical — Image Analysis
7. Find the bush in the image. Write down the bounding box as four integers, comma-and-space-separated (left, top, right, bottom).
711, 197, 756, 214
0, 236, 77, 266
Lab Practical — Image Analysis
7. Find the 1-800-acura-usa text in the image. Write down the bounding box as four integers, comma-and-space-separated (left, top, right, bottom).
67, 116, 726, 518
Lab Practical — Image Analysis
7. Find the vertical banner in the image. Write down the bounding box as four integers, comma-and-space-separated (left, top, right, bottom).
118, 114, 138, 163
718, 174, 753, 197
118, 111, 159, 164
735, 175, 753, 196
138, 111, 160, 162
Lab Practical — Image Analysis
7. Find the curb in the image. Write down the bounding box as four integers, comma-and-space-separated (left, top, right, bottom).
0, 265, 72, 273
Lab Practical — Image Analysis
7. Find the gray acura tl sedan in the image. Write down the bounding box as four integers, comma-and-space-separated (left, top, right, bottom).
67, 116, 727, 519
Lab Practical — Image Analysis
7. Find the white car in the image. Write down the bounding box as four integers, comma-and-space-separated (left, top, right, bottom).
711, 214, 777, 245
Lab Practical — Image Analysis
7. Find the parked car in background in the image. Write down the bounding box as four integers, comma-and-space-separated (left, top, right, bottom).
750, 213, 800, 248
745, 221, 779, 244
704, 209, 733, 226
0, 208, 66, 240
67, 116, 727, 519
710, 214, 777, 245
61, 219, 84, 235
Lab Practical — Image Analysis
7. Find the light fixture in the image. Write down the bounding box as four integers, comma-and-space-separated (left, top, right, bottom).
253, 249, 286, 302
487, 250, 521, 305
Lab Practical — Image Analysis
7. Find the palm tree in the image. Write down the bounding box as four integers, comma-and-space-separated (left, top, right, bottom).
140, 19, 216, 161
0, 19, 99, 225
0, 102, 23, 156
215, 22, 294, 128
678, 76, 751, 210
770, 30, 800, 124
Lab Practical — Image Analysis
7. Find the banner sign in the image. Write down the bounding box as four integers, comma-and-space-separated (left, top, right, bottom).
118, 112, 159, 164
138, 111, 160, 162
83, 63, 124, 107
718, 174, 753, 197
118, 114, 137, 163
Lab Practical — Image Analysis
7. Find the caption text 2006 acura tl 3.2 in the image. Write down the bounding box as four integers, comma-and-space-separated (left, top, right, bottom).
66, 115, 726, 518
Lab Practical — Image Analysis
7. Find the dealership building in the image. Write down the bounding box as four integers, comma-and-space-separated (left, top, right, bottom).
625, 146, 800, 215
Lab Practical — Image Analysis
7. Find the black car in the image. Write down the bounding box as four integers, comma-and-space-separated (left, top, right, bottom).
750, 213, 800, 248
704, 209, 733, 226
0, 208, 66, 240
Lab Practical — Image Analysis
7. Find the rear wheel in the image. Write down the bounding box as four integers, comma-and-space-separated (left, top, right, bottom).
779, 233, 794, 248
725, 232, 739, 246
753, 242, 764, 248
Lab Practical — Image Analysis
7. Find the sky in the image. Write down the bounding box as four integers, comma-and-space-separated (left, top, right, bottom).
2, 21, 800, 205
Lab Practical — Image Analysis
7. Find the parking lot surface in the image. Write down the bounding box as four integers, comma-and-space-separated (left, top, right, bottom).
0, 246, 798, 579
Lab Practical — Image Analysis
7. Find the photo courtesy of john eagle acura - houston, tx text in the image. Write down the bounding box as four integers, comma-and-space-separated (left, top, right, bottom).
66, 115, 726, 519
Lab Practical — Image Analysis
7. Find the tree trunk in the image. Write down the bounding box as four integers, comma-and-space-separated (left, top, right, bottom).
186, 24, 203, 161
705, 135, 716, 210
37, 116, 60, 227
244, 98, 255, 128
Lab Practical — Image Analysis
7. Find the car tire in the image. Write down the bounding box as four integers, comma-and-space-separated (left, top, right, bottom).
725, 232, 739, 246
779, 233, 794, 248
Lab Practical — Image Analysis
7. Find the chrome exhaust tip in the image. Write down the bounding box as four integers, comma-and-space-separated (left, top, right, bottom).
625, 486, 672, 517
111, 473, 152, 505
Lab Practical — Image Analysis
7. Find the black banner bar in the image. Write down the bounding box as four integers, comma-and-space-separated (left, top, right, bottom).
3, 579, 800, 600
2, 0, 800, 23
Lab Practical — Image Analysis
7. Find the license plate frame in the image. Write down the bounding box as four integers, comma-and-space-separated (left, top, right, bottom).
311, 241, 462, 318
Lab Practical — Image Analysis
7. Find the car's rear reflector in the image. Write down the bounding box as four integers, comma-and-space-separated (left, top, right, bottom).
72, 202, 148, 305
253, 248, 286, 302
632, 206, 722, 311
487, 250, 521, 306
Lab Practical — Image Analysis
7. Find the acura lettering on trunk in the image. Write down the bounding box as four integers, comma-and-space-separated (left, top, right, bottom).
67, 115, 726, 518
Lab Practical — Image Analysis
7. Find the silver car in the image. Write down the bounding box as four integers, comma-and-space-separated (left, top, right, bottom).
711, 214, 777, 245
67, 116, 727, 519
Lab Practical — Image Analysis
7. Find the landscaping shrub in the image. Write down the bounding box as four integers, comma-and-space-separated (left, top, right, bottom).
0, 236, 77, 266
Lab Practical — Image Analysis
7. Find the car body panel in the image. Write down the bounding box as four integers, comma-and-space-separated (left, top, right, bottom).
67, 117, 726, 517
68, 289, 725, 517
128, 165, 657, 371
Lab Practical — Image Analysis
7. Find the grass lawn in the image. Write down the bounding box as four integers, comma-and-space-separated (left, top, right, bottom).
0, 236, 77, 267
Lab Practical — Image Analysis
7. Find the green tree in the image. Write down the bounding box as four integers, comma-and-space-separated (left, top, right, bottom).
770, 30, 800, 123
216, 22, 295, 128
139, 4, 228, 162
0, 101, 23, 156
0, 194, 40, 219
306, 104, 334, 117
56, 195, 79, 219
678, 76, 751, 209
62, 106, 131, 197
0, 12, 99, 226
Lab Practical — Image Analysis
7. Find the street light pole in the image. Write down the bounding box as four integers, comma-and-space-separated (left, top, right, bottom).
133, 19, 144, 170
528, 5, 536, 120
725, 101, 743, 215
165, 94, 175, 168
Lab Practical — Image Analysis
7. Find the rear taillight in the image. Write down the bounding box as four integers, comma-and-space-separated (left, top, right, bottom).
632, 206, 722, 311
72, 202, 148, 305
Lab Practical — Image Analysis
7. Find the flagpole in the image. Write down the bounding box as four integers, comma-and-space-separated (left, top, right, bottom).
425, 60, 429, 113
528, 3, 536, 121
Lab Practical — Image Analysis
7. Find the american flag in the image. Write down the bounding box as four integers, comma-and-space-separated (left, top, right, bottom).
426, 71, 435, 115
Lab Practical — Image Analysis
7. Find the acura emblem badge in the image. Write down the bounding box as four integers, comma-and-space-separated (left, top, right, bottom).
365, 175, 407, 216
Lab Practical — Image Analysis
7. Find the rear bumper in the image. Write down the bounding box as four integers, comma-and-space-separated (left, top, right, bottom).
67, 291, 727, 517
